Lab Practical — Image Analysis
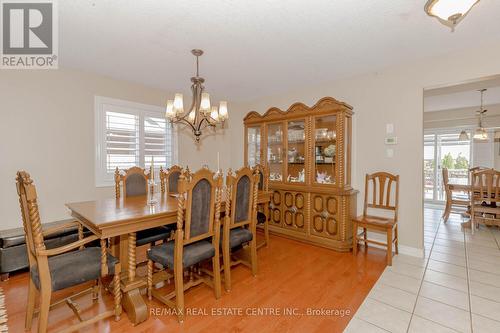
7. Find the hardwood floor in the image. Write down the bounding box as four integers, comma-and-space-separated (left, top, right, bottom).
1, 234, 386, 333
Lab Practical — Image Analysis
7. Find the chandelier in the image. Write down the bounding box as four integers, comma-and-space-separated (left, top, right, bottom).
425, 0, 480, 30
165, 49, 228, 142
473, 89, 488, 141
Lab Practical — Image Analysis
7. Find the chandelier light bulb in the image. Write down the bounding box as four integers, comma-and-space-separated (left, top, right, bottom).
173, 93, 184, 114
200, 92, 211, 114
219, 101, 228, 120
210, 106, 220, 122
165, 100, 175, 120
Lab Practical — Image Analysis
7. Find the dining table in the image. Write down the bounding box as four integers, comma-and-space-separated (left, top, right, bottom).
65, 190, 273, 325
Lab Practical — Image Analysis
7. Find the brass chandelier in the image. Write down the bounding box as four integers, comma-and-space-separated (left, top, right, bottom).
165, 49, 228, 142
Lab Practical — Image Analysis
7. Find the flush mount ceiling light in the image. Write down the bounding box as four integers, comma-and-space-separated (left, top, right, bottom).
473, 89, 488, 141
165, 49, 228, 142
425, 0, 480, 30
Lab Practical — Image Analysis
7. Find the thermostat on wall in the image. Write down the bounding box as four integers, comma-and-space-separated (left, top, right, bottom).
385, 137, 397, 145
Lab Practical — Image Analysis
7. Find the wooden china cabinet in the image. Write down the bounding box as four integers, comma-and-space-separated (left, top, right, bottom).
244, 97, 357, 251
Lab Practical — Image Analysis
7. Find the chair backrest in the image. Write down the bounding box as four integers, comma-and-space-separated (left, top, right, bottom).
160, 165, 183, 194
114, 166, 149, 198
471, 168, 500, 204
226, 167, 259, 229
16, 171, 46, 269
253, 164, 269, 191
176, 168, 223, 245
442, 167, 449, 187
363, 172, 399, 221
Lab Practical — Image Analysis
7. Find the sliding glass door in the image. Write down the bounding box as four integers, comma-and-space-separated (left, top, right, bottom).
424, 130, 471, 203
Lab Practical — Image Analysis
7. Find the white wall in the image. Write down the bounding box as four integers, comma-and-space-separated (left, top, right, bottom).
0, 68, 235, 230
230, 43, 500, 253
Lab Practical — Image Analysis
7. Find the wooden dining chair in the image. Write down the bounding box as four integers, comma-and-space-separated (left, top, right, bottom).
16, 171, 121, 333
115, 166, 173, 247
353, 172, 399, 266
159, 165, 183, 194
147, 168, 223, 322
470, 168, 500, 233
253, 164, 270, 248
442, 168, 469, 222
222, 167, 260, 291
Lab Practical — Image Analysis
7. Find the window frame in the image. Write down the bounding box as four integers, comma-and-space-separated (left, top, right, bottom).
94, 96, 178, 187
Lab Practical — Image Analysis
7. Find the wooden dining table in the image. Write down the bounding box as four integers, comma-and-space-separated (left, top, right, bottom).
65, 190, 272, 325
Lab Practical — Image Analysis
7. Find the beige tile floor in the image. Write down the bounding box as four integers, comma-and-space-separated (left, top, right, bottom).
345, 207, 500, 333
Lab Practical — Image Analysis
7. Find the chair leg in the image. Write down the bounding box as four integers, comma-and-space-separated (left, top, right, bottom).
363, 228, 367, 249
174, 263, 185, 323
147, 260, 153, 301
113, 263, 122, 321
265, 204, 270, 246
250, 236, 258, 277
387, 228, 393, 266
25, 278, 36, 330
352, 221, 358, 255
394, 225, 399, 255
212, 251, 222, 299
222, 241, 231, 292
37, 284, 51, 333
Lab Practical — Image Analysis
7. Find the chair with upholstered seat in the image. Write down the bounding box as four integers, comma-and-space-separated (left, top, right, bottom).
253, 164, 270, 248
16, 171, 121, 333
115, 166, 173, 247
353, 172, 399, 266
222, 167, 259, 291
147, 168, 223, 323
160, 165, 183, 194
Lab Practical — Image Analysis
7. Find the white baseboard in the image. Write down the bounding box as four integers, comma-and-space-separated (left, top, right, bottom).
398, 245, 425, 258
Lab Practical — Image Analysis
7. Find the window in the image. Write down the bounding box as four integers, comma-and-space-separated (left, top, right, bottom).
95, 96, 177, 187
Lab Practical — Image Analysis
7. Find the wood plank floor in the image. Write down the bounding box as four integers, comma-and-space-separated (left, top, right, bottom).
1, 234, 386, 333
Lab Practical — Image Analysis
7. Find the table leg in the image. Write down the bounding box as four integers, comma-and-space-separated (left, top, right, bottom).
264, 202, 270, 246
119, 232, 148, 325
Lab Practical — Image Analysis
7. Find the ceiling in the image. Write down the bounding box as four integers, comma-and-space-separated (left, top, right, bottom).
60, 1, 500, 102
424, 76, 500, 112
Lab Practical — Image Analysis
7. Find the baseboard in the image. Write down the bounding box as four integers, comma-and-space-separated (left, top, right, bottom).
398, 245, 425, 258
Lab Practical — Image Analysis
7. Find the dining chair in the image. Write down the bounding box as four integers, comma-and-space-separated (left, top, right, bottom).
115, 166, 173, 247
16, 171, 121, 333
159, 165, 183, 194
222, 167, 260, 291
442, 167, 469, 222
353, 172, 399, 266
470, 168, 500, 233
253, 164, 270, 247
147, 168, 223, 323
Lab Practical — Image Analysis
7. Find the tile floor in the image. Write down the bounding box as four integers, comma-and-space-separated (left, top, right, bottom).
345, 207, 500, 333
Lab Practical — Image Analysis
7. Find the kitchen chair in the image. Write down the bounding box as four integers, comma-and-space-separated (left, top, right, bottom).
442, 167, 470, 222
160, 165, 183, 194
470, 168, 500, 233
222, 167, 259, 291
16, 171, 121, 333
254, 164, 270, 248
353, 172, 399, 266
115, 167, 173, 247
147, 168, 223, 322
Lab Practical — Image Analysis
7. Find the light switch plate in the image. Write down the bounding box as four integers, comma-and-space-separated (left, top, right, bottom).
386, 123, 394, 134
386, 148, 394, 158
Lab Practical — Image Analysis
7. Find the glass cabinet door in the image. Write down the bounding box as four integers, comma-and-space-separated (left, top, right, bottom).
314, 115, 337, 185
286, 120, 306, 183
246, 126, 261, 167
266, 123, 284, 182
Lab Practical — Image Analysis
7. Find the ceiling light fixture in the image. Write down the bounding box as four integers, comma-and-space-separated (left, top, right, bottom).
458, 130, 469, 141
165, 49, 228, 142
473, 89, 488, 141
424, 0, 480, 31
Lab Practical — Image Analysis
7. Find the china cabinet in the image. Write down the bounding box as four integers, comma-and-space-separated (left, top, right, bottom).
244, 97, 357, 251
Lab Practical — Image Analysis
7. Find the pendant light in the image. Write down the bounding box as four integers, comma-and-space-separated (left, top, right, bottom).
473, 89, 488, 141
458, 130, 469, 141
